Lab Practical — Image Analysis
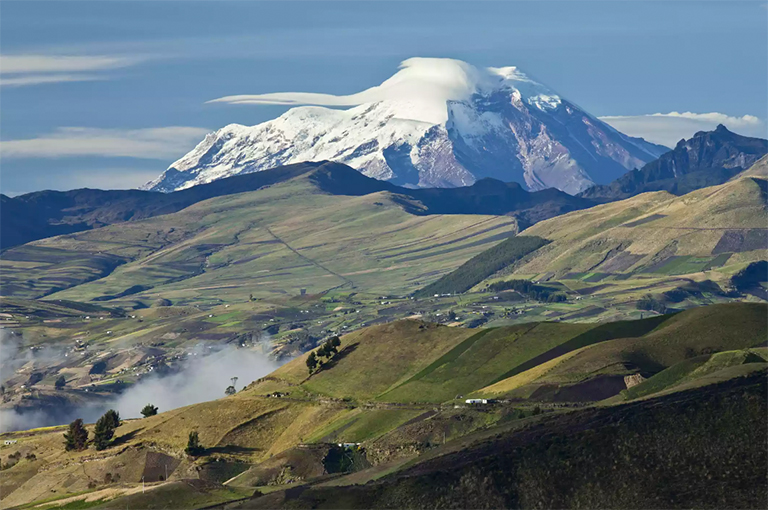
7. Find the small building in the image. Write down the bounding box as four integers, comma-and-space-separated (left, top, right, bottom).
465, 398, 488, 404
4, 440, 17, 445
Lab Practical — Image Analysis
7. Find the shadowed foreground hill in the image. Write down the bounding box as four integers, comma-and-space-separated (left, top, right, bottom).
240, 370, 767, 509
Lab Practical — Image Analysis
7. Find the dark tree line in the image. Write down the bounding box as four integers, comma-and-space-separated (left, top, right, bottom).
487, 279, 567, 303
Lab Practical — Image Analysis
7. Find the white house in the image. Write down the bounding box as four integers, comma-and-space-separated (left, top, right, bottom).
465, 399, 488, 404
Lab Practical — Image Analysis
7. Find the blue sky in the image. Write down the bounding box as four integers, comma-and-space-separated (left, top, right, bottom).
1, 0, 766, 195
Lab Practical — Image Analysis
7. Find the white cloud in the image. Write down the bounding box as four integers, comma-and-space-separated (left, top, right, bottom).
0, 55, 139, 74
0, 54, 143, 87
0, 127, 210, 160
0, 74, 104, 87
600, 112, 766, 147
207, 57, 553, 124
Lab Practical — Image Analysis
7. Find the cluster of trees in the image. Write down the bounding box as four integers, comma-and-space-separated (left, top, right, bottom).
89, 361, 107, 375
415, 236, 549, 297
487, 279, 567, 303
64, 410, 121, 451
63, 404, 159, 452
306, 336, 341, 374
636, 294, 667, 314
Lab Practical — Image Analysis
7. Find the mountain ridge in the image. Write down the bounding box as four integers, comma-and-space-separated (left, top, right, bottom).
579, 125, 768, 201
0, 161, 590, 251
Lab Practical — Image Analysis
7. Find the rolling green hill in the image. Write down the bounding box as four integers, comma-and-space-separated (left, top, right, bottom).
250, 302, 766, 405
0, 303, 764, 509
413, 173, 767, 326
1, 165, 523, 305
240, 370, 767, 509
471, 302, 767, 401
510, 175, 767, 278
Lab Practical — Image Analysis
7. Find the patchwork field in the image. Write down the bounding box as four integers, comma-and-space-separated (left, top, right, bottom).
1, 173, 518, 306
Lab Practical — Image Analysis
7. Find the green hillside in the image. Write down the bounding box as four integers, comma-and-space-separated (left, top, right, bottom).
471, 302, 767, 400
0, 303, 765, 509
511, 176, 768, 278
248, 302, 765, 406
1, 169, 518, 305
241, 370, 768, 509
411, 175, 768, 326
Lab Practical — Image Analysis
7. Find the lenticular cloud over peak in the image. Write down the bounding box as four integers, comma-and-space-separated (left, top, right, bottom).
148, 57, 667, 194
208, 58, 557, 124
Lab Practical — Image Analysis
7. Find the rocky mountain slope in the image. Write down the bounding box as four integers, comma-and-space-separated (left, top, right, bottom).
145, 58, 667, 195
579, 125, 768, 201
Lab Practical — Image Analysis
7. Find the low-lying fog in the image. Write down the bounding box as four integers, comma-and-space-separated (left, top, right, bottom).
0, 332, 280, 432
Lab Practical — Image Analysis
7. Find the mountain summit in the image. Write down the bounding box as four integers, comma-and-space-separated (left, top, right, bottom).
145, 58, 667, 194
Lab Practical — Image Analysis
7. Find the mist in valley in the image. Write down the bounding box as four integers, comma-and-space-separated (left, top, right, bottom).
0, 330, 281, 432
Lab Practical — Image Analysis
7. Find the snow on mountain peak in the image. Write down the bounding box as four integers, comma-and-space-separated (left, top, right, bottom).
147, 58, 667, 194
208, 58, 556, 124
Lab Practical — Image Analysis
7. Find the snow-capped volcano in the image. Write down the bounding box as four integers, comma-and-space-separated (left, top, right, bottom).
145, 58, 668, 194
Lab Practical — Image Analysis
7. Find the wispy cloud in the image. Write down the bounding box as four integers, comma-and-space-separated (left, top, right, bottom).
0, 54, 143, 87
0, 127, 210, 160
600, 112, 766, 147
207, 58, 551, 124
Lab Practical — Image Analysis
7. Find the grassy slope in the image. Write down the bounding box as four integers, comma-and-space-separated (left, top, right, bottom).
472, 302, 768, 399
2, 174, 518, 304
621, 347, 768, 400
251, 321, 477, 400
249, 303, 766, 405
511, 176, 767, 277
1, 303, 765, 509
243, 369, 768, 509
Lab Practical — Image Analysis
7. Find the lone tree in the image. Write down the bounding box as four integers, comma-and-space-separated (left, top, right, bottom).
306, 351, 318, 373
104, 409, 121, 429
185, 431, 204, 456
92, 410, 120, 450
55, 376, 66, 390
63, 418, 89, 451
141, 404, 158, 418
